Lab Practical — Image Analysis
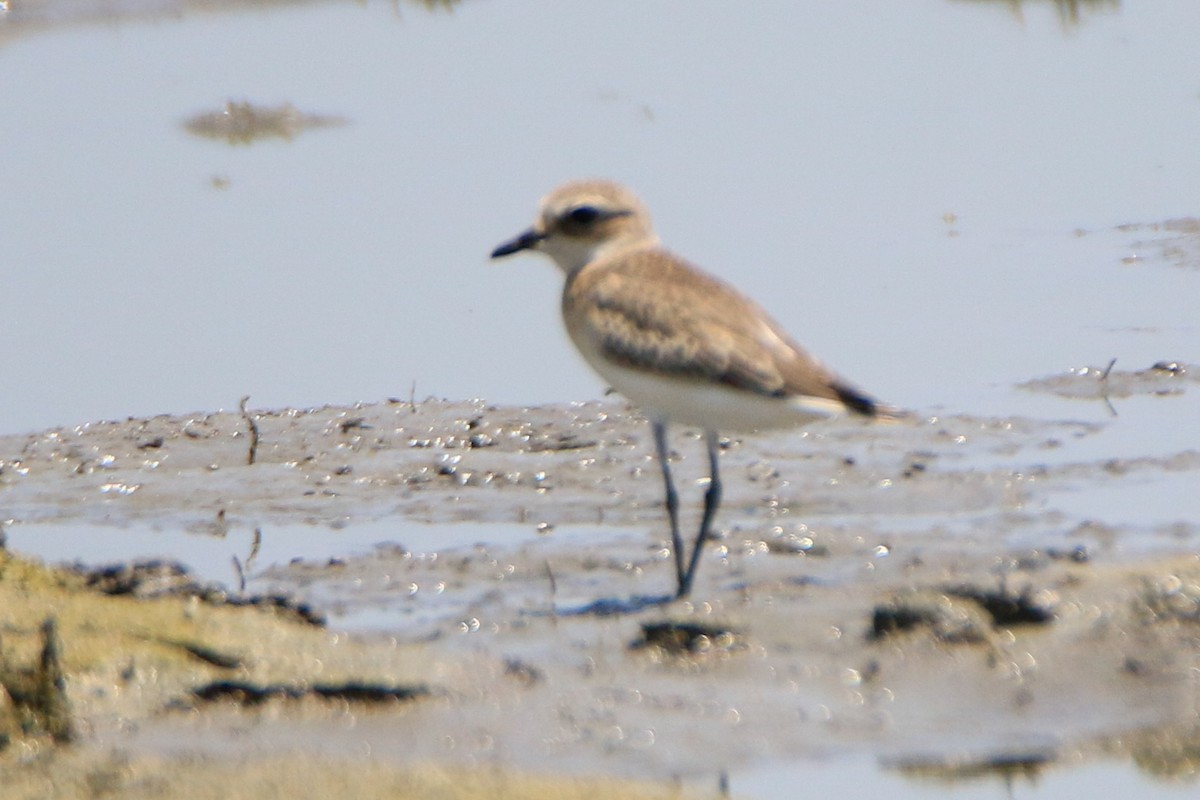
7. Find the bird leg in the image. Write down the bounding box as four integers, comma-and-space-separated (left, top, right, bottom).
677, 429, 722, 599
651, 420, 686, 588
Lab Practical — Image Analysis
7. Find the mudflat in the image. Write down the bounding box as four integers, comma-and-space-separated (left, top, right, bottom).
1, 378, 1199, 795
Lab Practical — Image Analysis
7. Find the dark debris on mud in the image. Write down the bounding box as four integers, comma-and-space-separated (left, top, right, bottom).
631, 620, 743, 656
869, 583, 1055, 643
188, 679, 432, 707
0, 617, 73, 748
70, 559, 325, 626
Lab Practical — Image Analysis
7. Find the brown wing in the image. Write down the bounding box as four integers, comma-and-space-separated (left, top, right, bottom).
563, 248, 879, 416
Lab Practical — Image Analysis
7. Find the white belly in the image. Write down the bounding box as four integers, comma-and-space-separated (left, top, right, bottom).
581, 349, 846, 433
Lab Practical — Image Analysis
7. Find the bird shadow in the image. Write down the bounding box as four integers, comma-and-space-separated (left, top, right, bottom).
548, 592, 678, 617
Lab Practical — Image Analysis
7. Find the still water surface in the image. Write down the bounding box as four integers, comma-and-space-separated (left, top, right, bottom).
2, 0, 1197, 435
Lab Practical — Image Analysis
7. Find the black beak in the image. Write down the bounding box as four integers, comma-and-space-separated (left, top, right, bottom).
491, 228, 545, 259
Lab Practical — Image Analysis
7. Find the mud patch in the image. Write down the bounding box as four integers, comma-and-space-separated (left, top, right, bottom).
1019, 360, 1197, 401
631, 620, 743, 656
70, 558, 325, 625
1116, 217, 1200, 270
183, 100, 347, 144
3, 398, 1200, 792
869, 584, 1054, 645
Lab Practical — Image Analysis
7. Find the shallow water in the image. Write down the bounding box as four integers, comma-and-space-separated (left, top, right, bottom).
2, 0, 1199, 435
737, 756, 1200, 799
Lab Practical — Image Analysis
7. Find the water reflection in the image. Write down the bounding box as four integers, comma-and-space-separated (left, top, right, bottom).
1, 0, 1125, 45
889, 720, 1200, 788
0, 0, 463, 43
890, 751, 1053, 791
737, 721, 1200, 799
954, 0, 1120, 27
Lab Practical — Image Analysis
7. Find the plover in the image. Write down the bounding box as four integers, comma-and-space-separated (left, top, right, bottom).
491, 179, 888, 599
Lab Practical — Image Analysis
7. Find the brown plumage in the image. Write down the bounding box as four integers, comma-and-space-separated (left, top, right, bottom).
564, 247, 878, 415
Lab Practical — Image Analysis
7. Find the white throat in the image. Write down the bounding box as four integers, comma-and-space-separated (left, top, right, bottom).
543, 232, 662, 275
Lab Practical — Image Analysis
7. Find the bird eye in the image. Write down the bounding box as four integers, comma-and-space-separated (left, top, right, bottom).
565, 205, 601, 226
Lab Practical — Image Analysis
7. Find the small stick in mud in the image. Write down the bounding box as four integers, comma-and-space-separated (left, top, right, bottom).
247, 526, 262, 568
1099, 358, 1118, 417
233, 528, 262, 594
239, 395, 260, 465
232, 555, 246, 594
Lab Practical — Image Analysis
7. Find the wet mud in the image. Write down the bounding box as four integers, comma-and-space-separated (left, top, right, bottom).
182, 100, 348, 144
1, 385, 1199, 795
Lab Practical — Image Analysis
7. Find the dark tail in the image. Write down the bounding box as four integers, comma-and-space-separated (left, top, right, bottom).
834, 382, 884, 418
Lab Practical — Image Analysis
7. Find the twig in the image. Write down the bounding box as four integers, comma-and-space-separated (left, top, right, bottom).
1099, 359, 1118, 417
239, 395, 260, 465
544, 559, 558, 619
233, 527, 263, 595
247, 526, 262, 570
